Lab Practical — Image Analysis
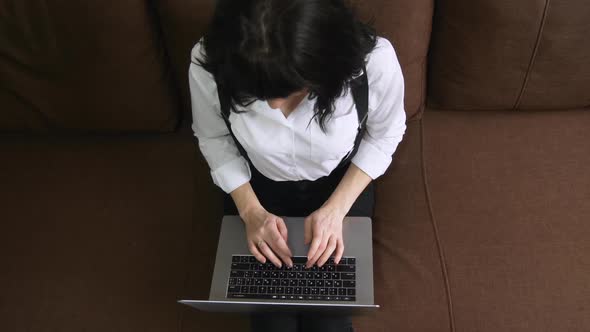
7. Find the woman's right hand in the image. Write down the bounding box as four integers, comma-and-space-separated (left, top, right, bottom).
241, 205, 294, 268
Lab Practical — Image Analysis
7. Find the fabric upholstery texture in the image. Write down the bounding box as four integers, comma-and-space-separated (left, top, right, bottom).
350, 0, 434, 120
353, 120, 453, 331
422, 110, 590, 331
154, 0, 215, 133
0, 0, 178, 133
428, 0, 590, 111
0, 134, 196, 331
516, 1, 590, 109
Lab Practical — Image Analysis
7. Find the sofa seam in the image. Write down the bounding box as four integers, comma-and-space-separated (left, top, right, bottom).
416, 56, 428, 121
0, 84, 55, 130
147, 0, 185, 131
420, 118, 456, 331
514, 0, 551, 109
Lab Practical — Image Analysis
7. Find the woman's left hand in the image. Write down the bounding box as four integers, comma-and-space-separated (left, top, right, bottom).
304, 202, 346, 268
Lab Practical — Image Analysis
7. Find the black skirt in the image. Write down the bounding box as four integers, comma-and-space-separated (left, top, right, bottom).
222, 161, 375, 218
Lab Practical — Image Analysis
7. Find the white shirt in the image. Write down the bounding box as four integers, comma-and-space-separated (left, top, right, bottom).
189, 36, 407, 194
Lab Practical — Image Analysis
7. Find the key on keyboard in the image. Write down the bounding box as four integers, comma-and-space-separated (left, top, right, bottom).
226, 255, 357, 301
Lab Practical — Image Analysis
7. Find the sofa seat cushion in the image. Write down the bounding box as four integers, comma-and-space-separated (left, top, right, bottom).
421, 109, 590, 331
0, 133, 196, 331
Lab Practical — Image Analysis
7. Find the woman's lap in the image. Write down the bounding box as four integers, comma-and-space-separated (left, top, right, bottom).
224, 163, 371, 332
250, 311, 353, 332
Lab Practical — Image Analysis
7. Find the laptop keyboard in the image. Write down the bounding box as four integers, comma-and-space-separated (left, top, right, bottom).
226, 255, 356, 301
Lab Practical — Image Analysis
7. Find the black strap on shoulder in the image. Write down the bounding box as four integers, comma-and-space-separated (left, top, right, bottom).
215, 65, 369, 171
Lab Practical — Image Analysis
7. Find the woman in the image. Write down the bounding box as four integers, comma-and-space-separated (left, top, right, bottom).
189, 1, 406, 331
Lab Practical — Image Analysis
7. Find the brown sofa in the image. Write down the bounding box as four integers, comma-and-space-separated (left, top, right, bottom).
1, 0, 589, 331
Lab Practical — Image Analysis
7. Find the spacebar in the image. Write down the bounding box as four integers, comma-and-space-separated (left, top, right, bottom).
228, 294, 276, 299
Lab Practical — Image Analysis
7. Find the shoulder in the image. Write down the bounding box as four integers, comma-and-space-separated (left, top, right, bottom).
188, 38, 217, 89
365, 36, 401, 79
190, 37, 206, 63
189, 37, 213, 80
366, 37, 404, 109
188, 38, 221, 107
364, 37, 404, 108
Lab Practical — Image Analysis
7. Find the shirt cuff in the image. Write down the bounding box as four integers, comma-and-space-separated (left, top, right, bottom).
211, 156, 252, 194
350, 139, 393, 180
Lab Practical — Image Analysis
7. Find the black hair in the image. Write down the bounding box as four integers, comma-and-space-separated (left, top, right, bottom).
193, 0, 377, 133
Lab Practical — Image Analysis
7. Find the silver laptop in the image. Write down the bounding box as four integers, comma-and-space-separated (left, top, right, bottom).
179, 215, 379, 314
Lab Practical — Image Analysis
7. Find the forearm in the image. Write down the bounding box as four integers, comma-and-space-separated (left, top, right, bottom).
230, 181, 263, 221
324, 163, 372, 214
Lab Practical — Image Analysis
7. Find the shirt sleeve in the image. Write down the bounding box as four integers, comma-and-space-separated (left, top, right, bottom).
189, 42, 252, 194
351, 38, 407, 180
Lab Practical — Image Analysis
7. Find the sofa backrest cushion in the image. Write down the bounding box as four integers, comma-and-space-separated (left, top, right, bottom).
154, 0, 215, 130
156, 0, 434, 122
427, 0, 590, 111
351, 0, 434, 120
0, 0, 178, 133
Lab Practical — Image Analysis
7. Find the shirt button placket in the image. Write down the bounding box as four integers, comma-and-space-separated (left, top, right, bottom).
291, 127, 298, 178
